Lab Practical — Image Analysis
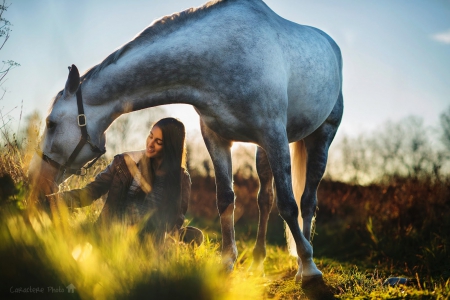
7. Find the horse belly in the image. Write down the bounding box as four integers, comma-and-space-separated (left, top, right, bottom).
198, 110, 260, 143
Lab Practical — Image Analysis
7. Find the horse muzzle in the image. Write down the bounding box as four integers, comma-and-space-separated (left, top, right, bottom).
28, 153, 62, 203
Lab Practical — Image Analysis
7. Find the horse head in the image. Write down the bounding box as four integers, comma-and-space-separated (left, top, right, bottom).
28, 65, 106, 202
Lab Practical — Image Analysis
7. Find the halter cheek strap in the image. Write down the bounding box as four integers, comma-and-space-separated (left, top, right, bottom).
64, 87, 106, 169
36, 85, 106, 178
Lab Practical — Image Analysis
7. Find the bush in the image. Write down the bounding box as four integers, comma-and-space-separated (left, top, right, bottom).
315, 177, 450, 281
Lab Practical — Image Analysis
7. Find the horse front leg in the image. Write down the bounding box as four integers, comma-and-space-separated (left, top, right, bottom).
200, 120, 237, 271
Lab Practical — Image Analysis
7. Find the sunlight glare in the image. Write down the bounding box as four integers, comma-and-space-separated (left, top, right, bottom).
72, 242, 93, 262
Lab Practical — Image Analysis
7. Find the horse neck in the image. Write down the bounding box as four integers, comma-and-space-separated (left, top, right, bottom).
81, 31, 210, 125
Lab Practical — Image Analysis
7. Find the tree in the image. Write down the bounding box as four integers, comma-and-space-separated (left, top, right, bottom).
0, 0, 20, 143
0, 0, 19, 90
0, 1, 26, 189
440, 105, 450, 151
327, 115, 448, 184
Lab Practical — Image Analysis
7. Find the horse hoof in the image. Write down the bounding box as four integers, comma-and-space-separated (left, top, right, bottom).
247, 264, 265, 277
301, 274, 336, 300
220, 264, 234, 274
248, 260, 265, 276
221, 259, 235, 273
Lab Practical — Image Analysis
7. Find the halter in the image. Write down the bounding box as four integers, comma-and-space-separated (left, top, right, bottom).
36, 85, 106, 179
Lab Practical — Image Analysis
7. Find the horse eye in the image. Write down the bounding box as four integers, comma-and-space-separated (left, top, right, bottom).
46, 118, 56, 130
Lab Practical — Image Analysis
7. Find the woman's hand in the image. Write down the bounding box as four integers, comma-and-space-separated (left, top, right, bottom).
45, 193, 75, 211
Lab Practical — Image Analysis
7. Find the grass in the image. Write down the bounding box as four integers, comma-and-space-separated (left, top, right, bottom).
0, 203, 266, 299
1, 198, 450, 299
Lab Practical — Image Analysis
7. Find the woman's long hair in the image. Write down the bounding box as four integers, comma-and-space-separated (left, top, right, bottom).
146, 118, 186, 230
155, 117, 187, 175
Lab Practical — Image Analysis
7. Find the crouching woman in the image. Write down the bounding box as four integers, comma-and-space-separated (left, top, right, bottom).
49, 117, 203, 245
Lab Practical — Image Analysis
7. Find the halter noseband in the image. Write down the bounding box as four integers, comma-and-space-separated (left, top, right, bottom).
36, 85, 106, 179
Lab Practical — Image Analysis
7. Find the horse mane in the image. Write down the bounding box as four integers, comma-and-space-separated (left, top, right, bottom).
49, 0, 228, 109
81, 0, 229, 82
49, 0, 246, 109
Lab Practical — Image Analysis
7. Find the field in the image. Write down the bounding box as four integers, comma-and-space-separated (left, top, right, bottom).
1, 132, 449, 300
1, 1, 450, 297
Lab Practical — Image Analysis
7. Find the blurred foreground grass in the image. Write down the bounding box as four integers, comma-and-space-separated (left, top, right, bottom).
1, 200, 449, 299
0, 202, 268, 300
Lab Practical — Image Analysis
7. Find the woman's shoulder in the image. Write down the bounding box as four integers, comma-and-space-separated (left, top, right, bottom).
109, 150, 145, 172
122, 150, 146, 164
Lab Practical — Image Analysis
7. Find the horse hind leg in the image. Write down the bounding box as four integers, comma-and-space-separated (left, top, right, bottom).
259, 124, 322, 279
297, 102, 342, 299
289, 126, 337, 283
288, 139, 308, 282
249, 146, 274, 274
302, 92, 343, 243
200, 120, 237, 271
301, 129, 336, 242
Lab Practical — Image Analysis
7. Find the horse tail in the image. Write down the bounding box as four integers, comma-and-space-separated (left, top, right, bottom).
286, 139, 308, 257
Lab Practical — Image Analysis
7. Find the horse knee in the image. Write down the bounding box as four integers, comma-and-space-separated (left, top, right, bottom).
300, 192, 317, 219
217, 189, 235, 215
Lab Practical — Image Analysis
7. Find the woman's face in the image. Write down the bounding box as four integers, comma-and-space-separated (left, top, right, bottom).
145, 126, 164, 159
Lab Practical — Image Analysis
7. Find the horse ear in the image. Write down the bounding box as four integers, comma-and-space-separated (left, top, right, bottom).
64, 64, 80, 97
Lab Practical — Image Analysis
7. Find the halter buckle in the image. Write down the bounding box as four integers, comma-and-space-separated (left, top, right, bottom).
77, 114, 87, 127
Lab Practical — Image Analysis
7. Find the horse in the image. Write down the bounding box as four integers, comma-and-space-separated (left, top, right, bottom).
29, 0, 343, 295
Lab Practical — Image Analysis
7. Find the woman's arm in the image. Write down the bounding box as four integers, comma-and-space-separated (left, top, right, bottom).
51, 157, 119, 208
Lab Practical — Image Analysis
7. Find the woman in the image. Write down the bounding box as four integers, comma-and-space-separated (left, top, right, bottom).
49, 118, 203, 245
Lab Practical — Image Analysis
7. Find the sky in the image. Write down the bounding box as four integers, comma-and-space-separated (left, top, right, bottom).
2, 0, 450, 142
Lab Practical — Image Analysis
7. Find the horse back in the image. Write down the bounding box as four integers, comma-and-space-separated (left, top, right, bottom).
169, 1, 343, 142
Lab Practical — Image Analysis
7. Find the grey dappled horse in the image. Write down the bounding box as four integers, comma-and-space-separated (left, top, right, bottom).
29, 0, 343, 295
